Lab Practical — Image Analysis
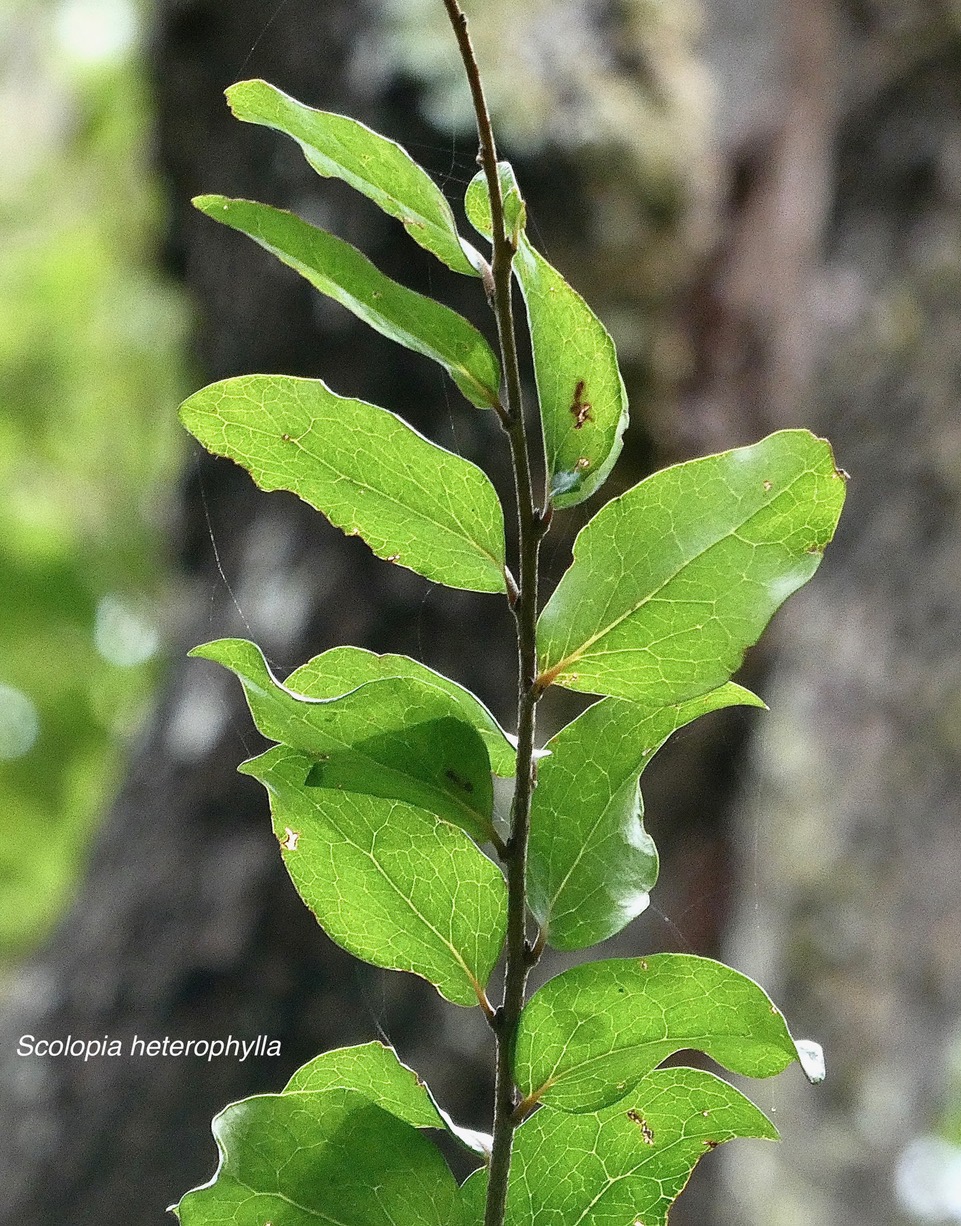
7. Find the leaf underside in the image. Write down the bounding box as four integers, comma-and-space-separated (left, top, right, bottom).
180, 374, 508, 594
537, 429, 848, 701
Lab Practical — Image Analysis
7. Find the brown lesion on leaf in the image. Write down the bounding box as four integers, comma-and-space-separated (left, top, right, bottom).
444, 768, 474, 795
703, 1139, 719, 1150
569, 379, 593, 429
627, 1109, 655, 1144
280, 827, 300, 851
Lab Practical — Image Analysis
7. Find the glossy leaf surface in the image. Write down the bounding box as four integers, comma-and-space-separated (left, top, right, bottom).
465, 164, 628, 507
537, 430, 847, 699
285, 1042, 492, 1157
515, 954, 811, 1113
227, 78, 480, 276
528, 683, 764, 950
503, 1068, 777, 1226
174, 1088, 464, 1226
243, 743, 506, 1006
191, 638, 495, 841
285, 645, 516, 778
194, 196, 500, 408
180, 374, 507, 593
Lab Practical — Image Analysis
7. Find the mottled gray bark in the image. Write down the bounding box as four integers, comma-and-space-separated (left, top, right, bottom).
715, 4, 961, 1223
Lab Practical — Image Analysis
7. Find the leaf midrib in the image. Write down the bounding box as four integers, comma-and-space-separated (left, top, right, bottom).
542, 467, 809, 681
297, 788, 489, 1005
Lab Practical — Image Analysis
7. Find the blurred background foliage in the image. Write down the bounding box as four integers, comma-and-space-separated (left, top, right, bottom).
0, 0, 186, 963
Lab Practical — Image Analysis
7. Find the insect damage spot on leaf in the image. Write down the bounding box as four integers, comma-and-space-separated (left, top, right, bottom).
569, 380, 593, 430
281, 827, 300, 851
626, 1109, 655, 1145
763, 480, 773, 492
703, 1139, 720, 1150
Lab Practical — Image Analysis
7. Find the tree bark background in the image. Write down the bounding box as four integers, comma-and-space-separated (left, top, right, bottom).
0, 1, 957, 1223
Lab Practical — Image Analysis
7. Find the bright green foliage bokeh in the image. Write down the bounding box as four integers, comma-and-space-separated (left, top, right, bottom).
180, 374, 507, 592
175, 75, 845, 1226
0, 0, 185, 960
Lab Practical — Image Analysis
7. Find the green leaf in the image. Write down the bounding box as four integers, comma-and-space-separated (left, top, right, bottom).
285, 645, 516, 778
537, 430, 848, 699
194, 196, 500, 409
174, 1088, 465, 1226
515, 954, 814, 1114
180, 375, 508, 594
528, 683, 764, 950
465, 165, 628, 507
463, 162, 526, 247
284, 1042, 492, 1158
226, 78, 481, 277
243, 744, 506, 1007
190, 638, 495, 842
503, 1068, 777, 1226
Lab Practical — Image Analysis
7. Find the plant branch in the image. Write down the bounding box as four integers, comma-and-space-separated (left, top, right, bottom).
442, 4, 546, 1224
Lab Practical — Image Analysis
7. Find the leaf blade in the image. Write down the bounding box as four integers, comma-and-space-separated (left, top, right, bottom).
537, 430, 847, 700
465, 164, 628, 506
284, 1042, 493, 1158
190, 637, 495, 841
515, 953, 813, 1113
227, 78, 480, 277
244, 744, 506, 1007
180, 374, 507, 594
194, 195, 500, 408
504, 1068, 777, 1226
285, 645, 516, 778
174, 1088, 465, 1226
528, 683, 764, 950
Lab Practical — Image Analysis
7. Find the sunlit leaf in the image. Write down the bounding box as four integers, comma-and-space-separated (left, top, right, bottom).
537, 430, 847, 699
180, 374, 508, 593
503, 1068, 777, 1226
190, 638, 495, 841
194, 196, 500, 408
465, 164, 628, 507
528, 683, 764, 950
243, 744, 506, 1007
515, 954, 815, 1113
285, 1042, 492, 1157
174, 1087, 465, 1226
226, 78, 481, 276
285, 645, 516, 778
